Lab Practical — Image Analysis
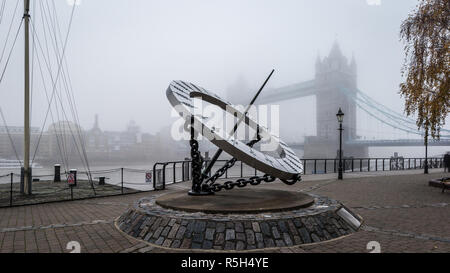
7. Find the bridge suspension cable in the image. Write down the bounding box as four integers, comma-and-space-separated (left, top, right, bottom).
339, 87, 450, 139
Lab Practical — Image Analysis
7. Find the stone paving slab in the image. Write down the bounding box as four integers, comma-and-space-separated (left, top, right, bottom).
0, 169, 448, 253
0, 180, 139, 208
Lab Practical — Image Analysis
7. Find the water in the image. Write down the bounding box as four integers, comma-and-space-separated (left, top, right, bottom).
0, 163, 156, 191
0, 161, 261, 191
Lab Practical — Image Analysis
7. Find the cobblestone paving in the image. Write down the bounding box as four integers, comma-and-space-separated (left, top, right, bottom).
0, 169, 448, 253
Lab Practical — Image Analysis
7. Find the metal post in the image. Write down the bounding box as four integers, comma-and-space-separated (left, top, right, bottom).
314, 160, 317, 174
351, 159, 354, 172
324, 159, 327, 174
121, 167, 124, 194
368, 159, 370, 172
240, 161, 243, 178
338, 123, 343, 180
152, 164, 157, 190
360, 159, 362, 172
173, 162, 176, 183
383, 159, 385, 171
375, 159, 378, 172
424, 133, 429, 174
182, 162, 185, 181
10, 173, 13, 206
23, 0, 31, 195
187, 162, 190, 180
162, 163, 167, 190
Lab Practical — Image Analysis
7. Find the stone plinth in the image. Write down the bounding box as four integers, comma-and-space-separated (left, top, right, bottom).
156, 189, 314, 214
116, 188, 362, 251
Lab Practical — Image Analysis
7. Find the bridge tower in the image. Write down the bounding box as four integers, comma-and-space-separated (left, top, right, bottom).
304, 42, 368, 158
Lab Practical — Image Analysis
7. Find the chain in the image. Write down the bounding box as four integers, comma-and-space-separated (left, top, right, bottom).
191, 126, 301, 193
204, 133, 262, 185
281, 173, 302, 185
205, 174, 277, 192
190, 139, 204, 193
204, 158, 237, 185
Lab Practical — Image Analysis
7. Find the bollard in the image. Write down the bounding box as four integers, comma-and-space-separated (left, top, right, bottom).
98, 177, 106, 186
54, 164, 61, 182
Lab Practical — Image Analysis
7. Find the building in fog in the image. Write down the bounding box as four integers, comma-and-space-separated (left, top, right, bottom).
0, 126, 40, 160
84, 116, 189, 163
0, 116, 187, 165
303, 42, 367, 159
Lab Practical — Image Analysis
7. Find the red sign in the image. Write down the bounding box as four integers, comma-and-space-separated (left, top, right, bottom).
68, 173, 75, 185
145, 172, 152, 183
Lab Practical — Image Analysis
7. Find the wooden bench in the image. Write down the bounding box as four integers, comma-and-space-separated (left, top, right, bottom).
429, 177, 450, 193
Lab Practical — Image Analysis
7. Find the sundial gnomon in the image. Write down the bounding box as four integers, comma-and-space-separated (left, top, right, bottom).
166, 73, 303, 195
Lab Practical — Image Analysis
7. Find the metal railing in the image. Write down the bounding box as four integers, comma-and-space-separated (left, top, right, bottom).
300, 157, 443, 175
151, 157, 444, 189
0, 157, 444, 208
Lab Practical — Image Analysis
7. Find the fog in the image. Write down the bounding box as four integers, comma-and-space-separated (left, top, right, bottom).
0, 0, 449, 160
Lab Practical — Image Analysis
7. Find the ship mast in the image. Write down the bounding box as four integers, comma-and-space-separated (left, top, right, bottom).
23, 0, 31, 195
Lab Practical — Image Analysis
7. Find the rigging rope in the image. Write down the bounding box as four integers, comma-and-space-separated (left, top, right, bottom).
0, 0, 6, 25
0, 19, 24, 166
31, 3, 78, 166
0, 0, 19, 66
29, 2, 95, 194
29, 22, 70, 170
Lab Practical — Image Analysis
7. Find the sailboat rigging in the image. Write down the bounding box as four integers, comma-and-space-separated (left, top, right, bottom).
0, 0, 94, 195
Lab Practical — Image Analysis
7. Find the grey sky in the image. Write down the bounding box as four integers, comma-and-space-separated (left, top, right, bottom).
3, 0, 448, 140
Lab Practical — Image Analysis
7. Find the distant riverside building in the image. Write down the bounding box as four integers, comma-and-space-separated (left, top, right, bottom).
0, 115, 189, 165
0, 126, 40, 159
84, 116, 189, 163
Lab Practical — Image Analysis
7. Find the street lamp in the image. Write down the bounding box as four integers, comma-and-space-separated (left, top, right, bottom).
424, 130, 429, 174
336, 108, 344, 180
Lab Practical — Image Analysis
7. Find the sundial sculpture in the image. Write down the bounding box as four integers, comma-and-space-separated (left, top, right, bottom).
117, 72, 361, 251
166, 70, 303, 195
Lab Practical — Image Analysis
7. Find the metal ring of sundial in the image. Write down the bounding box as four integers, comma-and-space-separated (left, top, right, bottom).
166, 80, 303, 180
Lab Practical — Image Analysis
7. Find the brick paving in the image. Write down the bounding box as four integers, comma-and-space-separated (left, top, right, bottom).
0, 179, 139, 208
0, 169, 448, 253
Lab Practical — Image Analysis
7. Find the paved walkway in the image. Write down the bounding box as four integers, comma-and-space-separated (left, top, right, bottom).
0, 169, 448, 253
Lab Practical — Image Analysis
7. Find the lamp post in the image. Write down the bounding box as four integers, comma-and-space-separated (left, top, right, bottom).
424, 129, 429, 174
336, 108, 344, 180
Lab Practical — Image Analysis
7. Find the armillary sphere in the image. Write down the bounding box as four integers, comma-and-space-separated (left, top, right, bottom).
166, 79, 303, 196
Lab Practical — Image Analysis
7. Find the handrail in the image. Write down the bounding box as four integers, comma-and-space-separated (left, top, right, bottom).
150, 157, 444, 184
0, 157, 444, 208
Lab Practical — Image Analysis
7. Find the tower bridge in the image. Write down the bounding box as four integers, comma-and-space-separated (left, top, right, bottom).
234, 42, 450, 158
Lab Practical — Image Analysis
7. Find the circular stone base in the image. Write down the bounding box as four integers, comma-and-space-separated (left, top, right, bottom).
116, 189, 363, 251
156, 188, 314, 214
